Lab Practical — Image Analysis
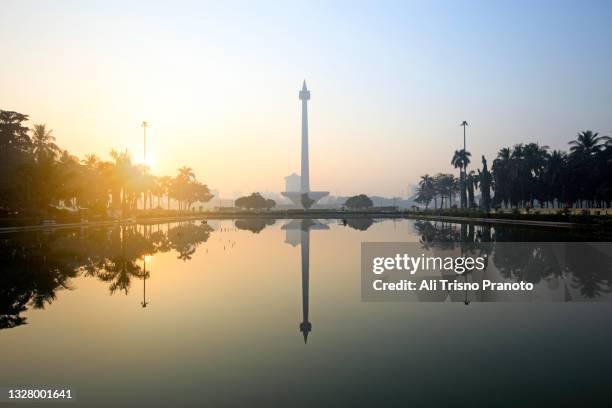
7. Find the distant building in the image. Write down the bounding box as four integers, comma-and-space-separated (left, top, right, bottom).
285, 173, 301, 192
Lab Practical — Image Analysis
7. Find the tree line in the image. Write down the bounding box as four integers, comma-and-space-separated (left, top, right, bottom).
0, 110, 213, 218
416, 130, 611, 210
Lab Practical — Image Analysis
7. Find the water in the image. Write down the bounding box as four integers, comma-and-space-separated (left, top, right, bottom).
1, 219, 611, 407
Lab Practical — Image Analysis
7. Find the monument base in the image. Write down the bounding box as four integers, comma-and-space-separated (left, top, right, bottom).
281, 191, 329, 209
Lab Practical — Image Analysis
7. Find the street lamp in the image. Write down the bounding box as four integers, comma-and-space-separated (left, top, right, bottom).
460, 121, 469, 209
142, 121, 148, 163
460, 120, 468, 151
141, 121, 148, 211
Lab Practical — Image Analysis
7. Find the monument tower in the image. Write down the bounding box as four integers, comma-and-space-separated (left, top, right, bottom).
282, 80, 329, 208
299, 80, 310, 193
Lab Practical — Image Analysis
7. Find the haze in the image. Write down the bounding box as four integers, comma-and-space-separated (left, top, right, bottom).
1, 0, 611, 197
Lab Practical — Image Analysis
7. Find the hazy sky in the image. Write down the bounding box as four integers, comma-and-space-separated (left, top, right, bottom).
1, 0, 611, 197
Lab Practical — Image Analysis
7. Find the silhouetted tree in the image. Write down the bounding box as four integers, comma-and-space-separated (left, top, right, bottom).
235, 193, 275, 210
451, 149, 471, 209
344, 194, 373, 209
478, 155, 492, 211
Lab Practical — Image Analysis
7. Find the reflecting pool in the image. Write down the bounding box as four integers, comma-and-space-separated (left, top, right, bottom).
1, 219, 611, 407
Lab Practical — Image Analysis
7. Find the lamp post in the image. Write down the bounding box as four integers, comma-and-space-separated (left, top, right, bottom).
460, 121, 469, 209
460, 120, 468, 151
142, 121, 148, 163
141, 255, 149, 308
141, 121, 148, 211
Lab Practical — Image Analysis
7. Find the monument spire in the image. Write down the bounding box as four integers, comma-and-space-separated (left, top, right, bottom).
299, 79, 311, 194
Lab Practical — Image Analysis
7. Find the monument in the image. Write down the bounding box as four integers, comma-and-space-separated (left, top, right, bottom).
282, 81, 329, 209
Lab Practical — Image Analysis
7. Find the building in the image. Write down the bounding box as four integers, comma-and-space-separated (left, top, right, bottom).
284, 173, 301, 192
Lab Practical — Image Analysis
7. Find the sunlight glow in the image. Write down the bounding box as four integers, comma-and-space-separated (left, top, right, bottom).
143, 156, 156, 170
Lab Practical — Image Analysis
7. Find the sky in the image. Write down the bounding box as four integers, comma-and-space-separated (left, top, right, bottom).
1, 0, 611, 198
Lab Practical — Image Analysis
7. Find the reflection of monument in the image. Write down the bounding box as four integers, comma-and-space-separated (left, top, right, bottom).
282, 219, 329, 342
281, 81, 329, 209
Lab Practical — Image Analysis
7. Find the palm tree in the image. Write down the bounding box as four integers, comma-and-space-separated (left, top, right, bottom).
451, 149, 471, 208
177, 166, 195, 181
151, 177, 164, 208
418, 174, 435, 209
567, 131, 610, 207
82, 154, 100, 168
544, 150, 566, 207
568, 130, 607, 156
158, 175, 173, 210
173, 167, 197, 211
467, 170, 477, 208
492, 147, 512, 207
109, 149, 134, 215
31, 124, 60, 161
434, 174, 456, 208
478, 155, 492, 211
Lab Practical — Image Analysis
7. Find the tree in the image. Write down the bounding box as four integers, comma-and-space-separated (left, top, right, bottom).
417, 174, 435, 209
466, 170, 476, 208
0, 110, 31, 151
235, 193, 275, 210
432, 174, 456, 208
0, 110, 32, 210
0, 110, 220, 217
568, 130, 607, 156
478, 155, 492, 211
345, 194, 373, 209
169, 167, 212, 211
109, 149, 135, 215
31, 124, 60, 161
158, 176, 173, 210
567, 131, 610, 208
451, 149, 471, 209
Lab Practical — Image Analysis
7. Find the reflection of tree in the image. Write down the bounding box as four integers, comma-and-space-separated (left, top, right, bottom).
566, 244, 612, 298
413, 221, 461, 251
150, 229, 171, 253
167, 222, 213, 261
0, 221, 214, 330
342, 218, 374, 231
235, 218, 275, 234
493, 244, 561, 284
96, 257, 146, 295
412, 220, 612, 300
84, 226, 154, 294
0, 233, 77, 329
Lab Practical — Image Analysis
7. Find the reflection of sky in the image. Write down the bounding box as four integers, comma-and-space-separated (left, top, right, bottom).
2, 2, 612, 195
2, 219, 612, 405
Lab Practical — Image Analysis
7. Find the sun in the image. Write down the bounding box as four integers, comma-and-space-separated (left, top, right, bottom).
144, 155, 156, 170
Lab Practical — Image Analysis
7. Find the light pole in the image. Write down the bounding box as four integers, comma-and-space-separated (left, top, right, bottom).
142, 121, 148, 163
460, 121, 469, 209
141, 121, 148, 211
460, 120, 468, 151
141, 255, 149, 308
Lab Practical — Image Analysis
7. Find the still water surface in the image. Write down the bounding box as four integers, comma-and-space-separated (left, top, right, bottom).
1, 219, 611, 407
